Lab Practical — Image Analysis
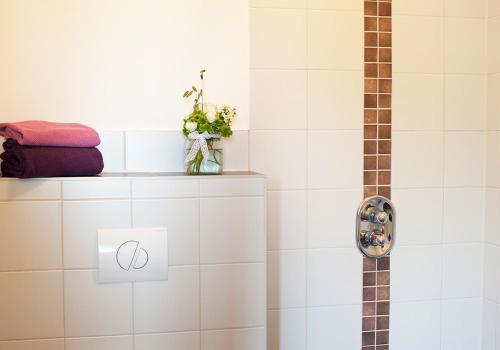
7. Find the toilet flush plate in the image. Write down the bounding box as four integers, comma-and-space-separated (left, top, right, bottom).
98, 227, 168, 283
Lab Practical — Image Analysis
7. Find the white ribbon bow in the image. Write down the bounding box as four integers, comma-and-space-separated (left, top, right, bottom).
185, 131, 220, 164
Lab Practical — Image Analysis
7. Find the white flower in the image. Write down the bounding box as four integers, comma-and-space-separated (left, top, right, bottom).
203, 103, 218, 123
185, 121, 198, 132
220, 105, 236, 122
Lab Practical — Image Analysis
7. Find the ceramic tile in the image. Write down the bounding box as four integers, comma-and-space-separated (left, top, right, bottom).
267, 250, 306, 308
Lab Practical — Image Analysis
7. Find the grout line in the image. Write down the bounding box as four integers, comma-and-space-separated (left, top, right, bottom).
304, 0, 310, 347
60, 190, 67, 350
198, 179, 202, 350
130, 180, 135, 350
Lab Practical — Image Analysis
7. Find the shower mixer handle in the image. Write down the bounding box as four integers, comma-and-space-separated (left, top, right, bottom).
356, 196, 396, 258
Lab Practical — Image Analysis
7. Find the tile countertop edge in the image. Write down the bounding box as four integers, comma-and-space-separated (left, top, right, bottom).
0, 171, 266, 181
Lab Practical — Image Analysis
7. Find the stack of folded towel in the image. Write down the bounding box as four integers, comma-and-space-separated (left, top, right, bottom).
0, 120, 104, 178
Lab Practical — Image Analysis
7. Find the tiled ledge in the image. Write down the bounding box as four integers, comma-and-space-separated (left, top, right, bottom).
0, 172, 266, 201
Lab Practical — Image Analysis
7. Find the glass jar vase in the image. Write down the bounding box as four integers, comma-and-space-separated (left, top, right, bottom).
185, 141, 223, 175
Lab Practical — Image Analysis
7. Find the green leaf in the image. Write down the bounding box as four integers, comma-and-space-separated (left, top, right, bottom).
192, 86, 197, 92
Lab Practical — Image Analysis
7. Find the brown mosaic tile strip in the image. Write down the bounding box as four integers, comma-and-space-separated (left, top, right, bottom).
363, 0, 392, 348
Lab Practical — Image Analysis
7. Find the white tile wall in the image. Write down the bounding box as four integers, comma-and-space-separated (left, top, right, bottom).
65, 336, 133, 350
393, 73, 444, 131
267, 250, 307, 309
0, 271, 64, 341
201, 328, 266, 350
63, 200, 131, 269
134, 332, 200, 350
249, 1, 364, 348
64, 270, 133, 337
445, 18, 487, 74
133, 266, 200, 333
200, 263, 266, 329
0, 175, 266, 349
132, 198, 199, 265
267, 190, 307, 250
307, 249, 362, 306
200, 197, 265, 264
308, 70, 363, 130
307, 11, 363, 70
306, 305, 362, 350
391, 301, 442, 350
0, 339, 65, 350
0, 201, 62, 271
267, 309, 306, 350
250, 8, 307, 69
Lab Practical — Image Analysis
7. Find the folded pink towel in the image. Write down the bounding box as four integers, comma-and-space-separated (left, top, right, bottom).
0, 120, 100, 147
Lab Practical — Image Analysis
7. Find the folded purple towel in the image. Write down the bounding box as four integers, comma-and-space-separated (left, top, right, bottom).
0, 139, 104, 178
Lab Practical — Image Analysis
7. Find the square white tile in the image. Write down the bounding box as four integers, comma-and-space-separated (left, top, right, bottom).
445, 75, 486, 131
97, 130, 125, 172
219, 130, 249, 171
308, 130, 362, 189
393, 132, 443, 188
488, 18, 500, 74
444, 132, 484, 187
64, 270, 133, 337
250, 8, 307, 69
0, 201, 62, 271
393, 16, 444, 73
267, 190, 307, 250
63, 200, 131, 269
308, 10, 363, 70
445, 0, 487, 17
487, 75, 500, 129
308, 189, 362, 248
250, 70, 307, 130
391, 246, 442, 301
443, 188, 484, 243
445, 18, 486, 74
62, 179, 130, 199
201, 263, 266, 329
125, 131, 185, 172
390, 301, 441, 350
393, 73, 444, 131
483, 244, 500, 302
201, 328, 265, 350
65, 336, 133, 350
0, 271, 64, 340
267, 250, 306, 309
267, 309, 306, 350
486, 133, 500, 188
0, 339, 64, 350
134, 266, 200, 333
307, 249, 362, 306
308, 70, 363, 130
251, 0, 306, 8
308, 0, 362, 10
200, 177, 265, 197
134, 332, 200, 350
132, 179, 199, 199
441, 299, 482, 350
442, 244, 483, 298
393, 0, 444, 16
0, 180, 60, 201
307, 305, 361, 350
392, 188, 443, 245
200, 197, 265, 264
250, 131, 307, 190
132, 199, 199, 266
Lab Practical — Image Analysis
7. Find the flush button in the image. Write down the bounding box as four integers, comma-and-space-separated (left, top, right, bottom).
98, 227, 168, 283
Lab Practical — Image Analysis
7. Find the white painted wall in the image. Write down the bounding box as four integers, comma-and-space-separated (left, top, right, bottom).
0, 0, 249, 131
